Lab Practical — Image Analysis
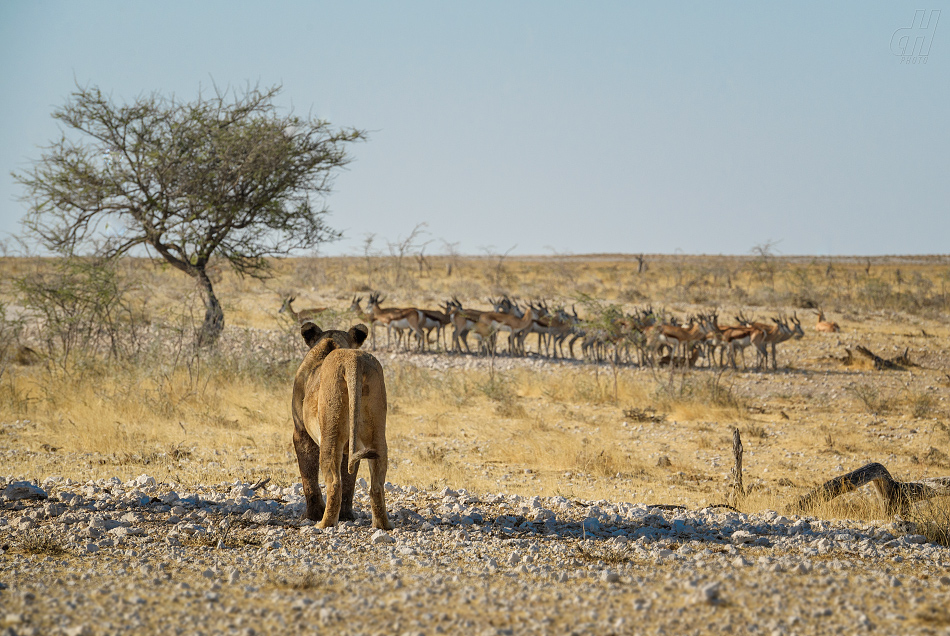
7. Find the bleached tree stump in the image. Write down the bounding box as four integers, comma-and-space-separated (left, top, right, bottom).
788, 462, 950, 516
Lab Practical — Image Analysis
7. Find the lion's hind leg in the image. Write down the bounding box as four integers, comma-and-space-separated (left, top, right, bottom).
367, 455, 392, 530
317, 436, 346, 529
293, 427, 324, 522
339, 452, 358, 521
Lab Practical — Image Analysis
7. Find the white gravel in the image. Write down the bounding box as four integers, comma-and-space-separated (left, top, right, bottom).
1, 474, 949, 635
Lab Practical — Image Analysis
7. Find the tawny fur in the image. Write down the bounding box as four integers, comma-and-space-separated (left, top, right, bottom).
291, 323, 392, 530
279, 295, 328, 324
815, 309, 840, 333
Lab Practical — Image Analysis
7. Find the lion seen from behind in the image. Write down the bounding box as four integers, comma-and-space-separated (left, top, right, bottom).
291, 322, 392, 530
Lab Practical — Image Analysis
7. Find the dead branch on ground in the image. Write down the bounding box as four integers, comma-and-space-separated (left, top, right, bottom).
838, 345, 916, 370
788, 462, 950, 516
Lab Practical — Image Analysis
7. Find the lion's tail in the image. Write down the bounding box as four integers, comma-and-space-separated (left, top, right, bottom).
346, 354, 379, 474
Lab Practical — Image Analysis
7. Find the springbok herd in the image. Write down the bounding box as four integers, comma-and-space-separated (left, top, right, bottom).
280, 293, 843, 370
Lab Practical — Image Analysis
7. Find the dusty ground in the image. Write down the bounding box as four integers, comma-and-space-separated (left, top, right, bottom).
1, 254, 949, 634
2, 477, 950, 636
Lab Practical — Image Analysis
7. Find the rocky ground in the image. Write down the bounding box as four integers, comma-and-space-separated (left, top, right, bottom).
2, 476, 950, 636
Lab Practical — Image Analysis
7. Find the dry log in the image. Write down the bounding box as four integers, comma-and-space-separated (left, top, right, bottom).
249, 477, 270, 491
891, 347, 916, 367
788, 462, 950, 516
854, 345, 905, 370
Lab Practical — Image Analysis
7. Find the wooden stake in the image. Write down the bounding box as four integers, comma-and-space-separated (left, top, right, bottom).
728, 428, 744, 507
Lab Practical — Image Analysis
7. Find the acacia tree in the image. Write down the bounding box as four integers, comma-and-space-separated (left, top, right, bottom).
15, 83, 363, 345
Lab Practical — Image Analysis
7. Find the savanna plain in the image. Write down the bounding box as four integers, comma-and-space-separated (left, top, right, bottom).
1, 252, 950, 635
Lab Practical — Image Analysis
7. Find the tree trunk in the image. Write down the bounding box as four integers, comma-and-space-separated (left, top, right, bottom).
195, 268, 224, 347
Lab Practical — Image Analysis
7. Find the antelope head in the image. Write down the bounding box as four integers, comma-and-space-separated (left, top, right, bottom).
279, 295, 296, 314
790, 312, 805, 338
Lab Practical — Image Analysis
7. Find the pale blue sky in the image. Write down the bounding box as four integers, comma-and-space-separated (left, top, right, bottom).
1, 2, 947, 256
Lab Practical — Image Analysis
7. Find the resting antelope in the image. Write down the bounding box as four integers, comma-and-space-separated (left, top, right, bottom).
279, 295, 328, 324
815, 308, 840, 333
365, 293, 424, 351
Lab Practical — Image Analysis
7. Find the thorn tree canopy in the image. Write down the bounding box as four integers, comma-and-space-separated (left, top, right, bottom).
15, 83, 364, 345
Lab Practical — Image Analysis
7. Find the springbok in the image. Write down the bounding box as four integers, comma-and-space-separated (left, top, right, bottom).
647, 316, 707, 367
445, 298, 484, 354
475, 302, 538, 356
735, 311, 805, 370
365, 293, 424, 351
418, 306, 451, 351
722, 325, 768, 369
815, 308, 840, 333
347, 296, 377, 346
279, 295, 328, 324
701, 315, 767, 370
540, 306, 578, 359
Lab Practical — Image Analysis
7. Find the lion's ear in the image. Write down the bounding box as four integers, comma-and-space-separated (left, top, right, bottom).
349, 324, 369, 348
301, 323, 323, 348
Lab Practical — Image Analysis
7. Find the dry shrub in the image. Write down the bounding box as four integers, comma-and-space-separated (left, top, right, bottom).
573, 438, 620, 478
477, 375, 527, 419
916, 605, 950, 627
622, 407, 664, 423
269, 571, 324, 590
922, 447, 950, 469
907, 498, 950, 548
386, 362, 473, 410
653, 372, 745, 421
21, 531, 68, 556
416, 444, 448, 465
846, 383, 891, 415
908, 391, 938, 419
534, 368, 649, 407
743, 424, 768, 439
575, 541, 634, 565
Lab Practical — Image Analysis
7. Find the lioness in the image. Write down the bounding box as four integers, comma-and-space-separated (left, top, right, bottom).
291, 323, 392, 530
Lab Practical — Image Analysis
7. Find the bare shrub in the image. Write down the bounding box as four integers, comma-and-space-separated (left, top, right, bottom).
846, 384, 891, 415
15, 256, 145, 368
574, 541, 634, 565
654, 371, 743, 413
21, 531, 68, 556
269, 571, 325, 590
907, 499, 950, 548
574, 438, 619, 477
908, 391, 938, 419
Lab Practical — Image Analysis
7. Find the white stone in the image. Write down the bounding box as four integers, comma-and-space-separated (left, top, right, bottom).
695, 582, 721, 604
371, 530, 395, 545
2, 481, 47, 501
601, 570, 620, 583
731, 531, 754, 544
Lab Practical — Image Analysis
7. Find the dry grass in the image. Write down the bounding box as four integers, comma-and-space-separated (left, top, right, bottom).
0, 253, 948, 535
